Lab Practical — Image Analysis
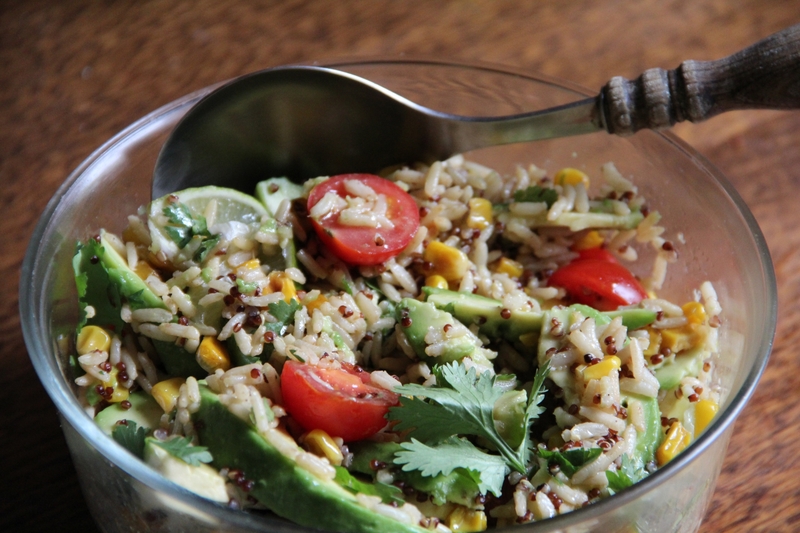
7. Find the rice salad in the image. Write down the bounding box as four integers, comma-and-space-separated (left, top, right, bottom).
71, 155, 722, 532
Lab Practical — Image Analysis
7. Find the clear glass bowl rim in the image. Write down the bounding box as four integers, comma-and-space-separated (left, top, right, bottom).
20, 57, 777, 531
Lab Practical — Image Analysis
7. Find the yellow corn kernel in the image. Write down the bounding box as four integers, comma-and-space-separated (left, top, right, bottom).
196, 336, 231, 373
694, 399, 719, 437
152, 377, 185, 413
573, 230, 604, 251
583, 355, 622, 381
76, 325, 112, 355
304, 293, 328, 315
682, 301, 707, 325
466, 198, 493, 230
101, 367, 129, 403
495, 257, 523, 278
447, 507, 487, 532
643, 327, 662, 357
554, 167, 590, 188
425, 275, 449, 290
657, 421, 691, 465
423, 241, 469, 281
304, 429, 344, 466
268, 272, 297, 303
519, 332, 538, 347
240, 258, 261, 271
660, 324, 706, 354
133, 261, 158, 282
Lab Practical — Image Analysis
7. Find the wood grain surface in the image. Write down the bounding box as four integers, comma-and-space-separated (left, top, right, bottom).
2, 1, 799, 531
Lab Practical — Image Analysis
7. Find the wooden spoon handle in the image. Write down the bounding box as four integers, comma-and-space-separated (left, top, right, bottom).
601, 24, 800, 135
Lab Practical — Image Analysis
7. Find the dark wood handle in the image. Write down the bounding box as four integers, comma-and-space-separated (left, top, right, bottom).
600, 24, 800, 135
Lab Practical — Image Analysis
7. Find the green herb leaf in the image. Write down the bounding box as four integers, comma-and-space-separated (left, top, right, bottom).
390, 362, 529, 473
513, 186, 558, 208
151, 436, 213, 466
606, 455, 646, 493
194, 234, 221, 262
112, 420, 147, 459
518, 360, 550, 462
394, 437, 507, 497
537, 447, 602, 477
334, 467, 404, 505
268, 298, 301, 324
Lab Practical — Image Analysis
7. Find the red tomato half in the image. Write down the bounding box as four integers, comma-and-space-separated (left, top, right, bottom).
307, 174, 420, 265
547, 258, 647, 311
280, 361, 399, 442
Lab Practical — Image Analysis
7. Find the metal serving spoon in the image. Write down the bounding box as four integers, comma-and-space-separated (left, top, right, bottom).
153, 24, 800, 198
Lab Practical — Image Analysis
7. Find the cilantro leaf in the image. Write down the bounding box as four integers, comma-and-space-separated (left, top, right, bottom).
334, 467, 404, 505
538, 447, 602, 477
518, 360, 550, 461
112, 420, 147, 459
513, 185, 558, 207
73, 238, 125, 333
606, 455, 647, 493
194, 234, 220, 262
394, 437, 507, 497
267, 298, 301, 323
151, 436, 213, 466
390, 362, 526, 472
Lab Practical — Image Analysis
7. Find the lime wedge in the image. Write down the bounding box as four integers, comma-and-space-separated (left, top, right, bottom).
148, 186, 268, 263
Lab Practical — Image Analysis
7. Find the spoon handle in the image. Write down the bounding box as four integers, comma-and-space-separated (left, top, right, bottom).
600, 24, 800, 135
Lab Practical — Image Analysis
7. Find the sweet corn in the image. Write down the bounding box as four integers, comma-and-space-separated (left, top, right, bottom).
660, 324, 705, 354
134, 261, 158, 282
76, 325, 112, 355
554, 167, 590, 188
657, 421, 691, 465
196, 336, 231, 373
101, 368, 129, 403
643, 327, 662, 357
682, 301, 707, 325
466, 198, 493, 230
519, 332, 538, 347
304, 293, 328, 315
423, 241, 469, 281
447, 507, 487, 532
495, 257, 523, 278
240, 258, 261, 271
694, 398, 719, 437
268, 272, 297, 303
424, 274, 449, 290
583, 355, 621, 381
152, 377, 185, 413
573, 230, 604, 251
304, 429, 344, 466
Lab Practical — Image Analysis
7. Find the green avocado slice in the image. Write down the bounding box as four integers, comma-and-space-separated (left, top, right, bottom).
194, 385, 428, 533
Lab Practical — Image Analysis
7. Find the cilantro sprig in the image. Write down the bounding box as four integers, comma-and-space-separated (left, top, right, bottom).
112, 420, 147, 458
388, 361, 549, 477
150, 436, 213, 466
606, 455, 647, 492
162, 202, 220, 261
538, 447, 602, 477
513, 185, 558, 207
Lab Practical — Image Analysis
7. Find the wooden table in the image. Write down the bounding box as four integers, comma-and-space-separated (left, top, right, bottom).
2, 1, 799, 531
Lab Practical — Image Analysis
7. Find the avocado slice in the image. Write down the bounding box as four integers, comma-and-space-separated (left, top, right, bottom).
73, 231, 165, 332
151, 339, 207, 378
622, 393, 662, 470
653, 346, 707, 391
422, 289, 656, 345
194, 385, 428, 533
144, 438, 229, 503
349, 441, 482, 509
94, 391, 162, 435
395, 298, 498, 369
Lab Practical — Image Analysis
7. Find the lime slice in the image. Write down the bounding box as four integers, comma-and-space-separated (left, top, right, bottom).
148, 186, 268, 263
255, 177, 304, 217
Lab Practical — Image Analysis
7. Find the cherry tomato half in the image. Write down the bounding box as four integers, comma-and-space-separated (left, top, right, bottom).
547, 258, 647, 311
307, 174, 420, 266
280, 361, 399, 442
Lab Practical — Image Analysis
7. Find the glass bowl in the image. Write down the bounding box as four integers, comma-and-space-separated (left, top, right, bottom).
21, 59, 776, 533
